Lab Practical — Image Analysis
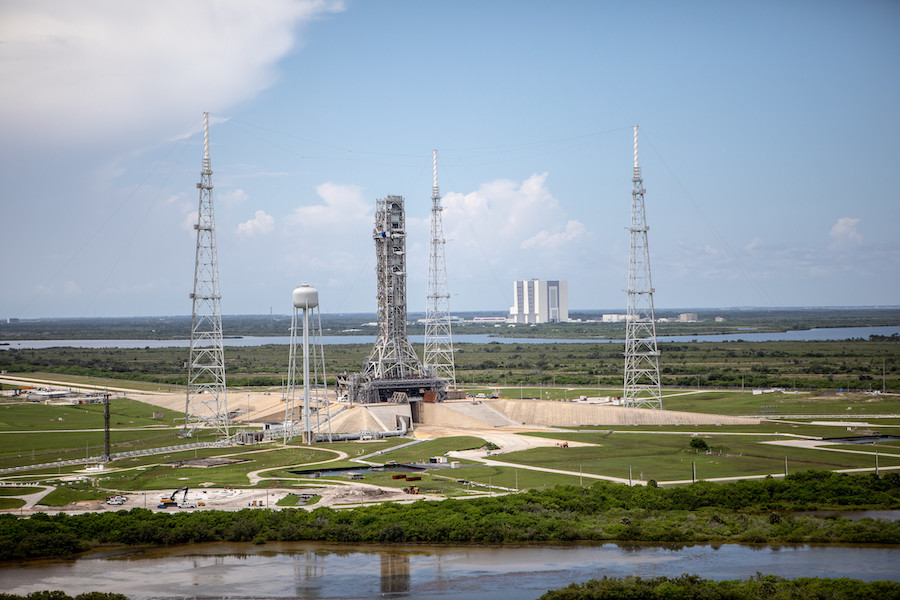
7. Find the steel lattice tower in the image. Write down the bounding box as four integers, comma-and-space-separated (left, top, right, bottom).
623, 125, 662, 410
363, 195, 422, 379
184, 112, 229, 436
423, 150, 456, 387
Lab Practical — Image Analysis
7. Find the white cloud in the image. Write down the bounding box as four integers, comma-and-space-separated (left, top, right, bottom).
0, 0, 345, 148
280, 183, 374, 305
287, 182, 370, 228
522, 220, 586, 250
445, 173, 545, 243
829, 217, 862, 248
744, 236, 762, 253
220, 189, 249, 207
442, 173, 589, 276
181, 210, 198, 232
237, 210, 275, 237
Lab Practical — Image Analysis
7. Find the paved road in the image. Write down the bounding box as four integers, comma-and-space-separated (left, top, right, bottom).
0, 484, 56, 509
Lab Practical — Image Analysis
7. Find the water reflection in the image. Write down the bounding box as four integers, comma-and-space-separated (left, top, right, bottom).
291, 551, 325, 599
2, 542, 898, 600
381, 552, 411, 595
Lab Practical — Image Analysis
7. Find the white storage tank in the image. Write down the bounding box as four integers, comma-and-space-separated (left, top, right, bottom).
292, 283, 319, 309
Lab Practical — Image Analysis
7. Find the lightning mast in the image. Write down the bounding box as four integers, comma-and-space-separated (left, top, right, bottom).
623, 125, 662, 409
184, 112, 230, 436
423, 150, 456, 387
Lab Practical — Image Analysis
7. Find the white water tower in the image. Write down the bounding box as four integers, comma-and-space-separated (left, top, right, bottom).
286, 283, 330, 444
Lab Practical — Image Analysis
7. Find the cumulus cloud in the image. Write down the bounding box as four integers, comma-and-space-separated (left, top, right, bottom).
220, 189, 249, 206
237, 210, 275, 237
522, 220, 586, 250
287, 182, 370, 228
0, 0, 344, 147
440, 172, 591, 283
280, 183, 374, 297
829, 217, 862, 248
443, 172, 567, 245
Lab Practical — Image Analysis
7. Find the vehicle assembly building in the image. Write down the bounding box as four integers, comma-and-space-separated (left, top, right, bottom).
509, 279, 569, 324
339, 195, 446, 417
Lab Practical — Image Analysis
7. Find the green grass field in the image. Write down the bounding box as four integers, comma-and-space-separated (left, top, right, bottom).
0, 398, 181, 431
0, 428, 221, 470
0, 498, 25, 509
1, 373, 898, 501
661, 390, 900, 416
0, 486, 35, 496
500, 431, 899, 483
38, 484, 107, 506
102, 447, 338, 490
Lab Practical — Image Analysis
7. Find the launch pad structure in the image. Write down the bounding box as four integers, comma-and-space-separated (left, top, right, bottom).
340, 194, 445, 414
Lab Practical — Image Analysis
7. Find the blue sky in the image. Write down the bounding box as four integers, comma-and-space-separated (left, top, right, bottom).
1, 0, 898, 319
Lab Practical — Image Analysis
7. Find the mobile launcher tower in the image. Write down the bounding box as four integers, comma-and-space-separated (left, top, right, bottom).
343, 195, 445, 413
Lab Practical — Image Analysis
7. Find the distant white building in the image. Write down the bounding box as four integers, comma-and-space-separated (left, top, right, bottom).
678, 313, 699, 322
602, 314, 628, 323
509, 279, 568, 324
471, 316, 508, 324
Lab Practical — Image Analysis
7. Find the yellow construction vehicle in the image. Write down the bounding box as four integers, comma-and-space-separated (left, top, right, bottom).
158, 486, 188, 508
402, 485, 419, 494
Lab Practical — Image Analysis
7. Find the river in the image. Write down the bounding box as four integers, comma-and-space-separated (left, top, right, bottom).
1, 542, 898, 599
2, 325, 898, 350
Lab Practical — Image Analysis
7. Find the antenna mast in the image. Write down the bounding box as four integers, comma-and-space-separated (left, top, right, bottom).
184, 112, 230, 436
423, 150, 457, 387
623, 125, 663, 409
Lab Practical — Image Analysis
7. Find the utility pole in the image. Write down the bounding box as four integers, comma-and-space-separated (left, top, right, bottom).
623, 125, 662, 409
184, 112, 229, 437
103, 393, 110, 462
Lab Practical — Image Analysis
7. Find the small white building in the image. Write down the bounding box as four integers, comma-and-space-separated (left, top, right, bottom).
602, 314, 628, 323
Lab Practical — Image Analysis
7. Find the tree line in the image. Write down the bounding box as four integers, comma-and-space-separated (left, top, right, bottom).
538, 574, 900, 600
2, 337, 898, 390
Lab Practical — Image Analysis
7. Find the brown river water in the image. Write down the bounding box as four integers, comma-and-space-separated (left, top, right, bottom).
2, 541, 899, 599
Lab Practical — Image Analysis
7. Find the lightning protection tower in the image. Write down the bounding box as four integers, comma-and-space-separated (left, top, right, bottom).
184, 112, 230, 436
285, 283, 331, 444
623, 125, 663, 410
363, 195, 422, 380
423, 150, 456, 387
